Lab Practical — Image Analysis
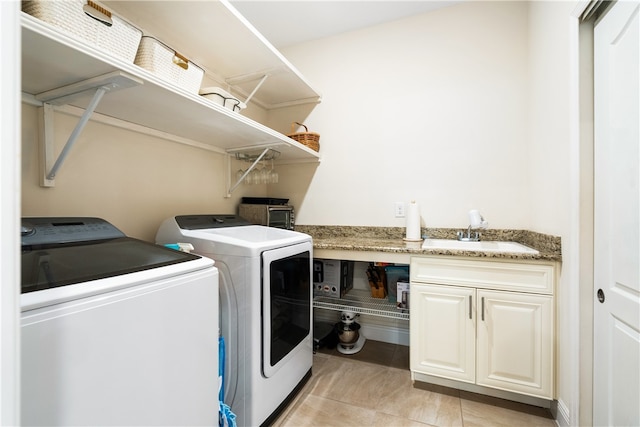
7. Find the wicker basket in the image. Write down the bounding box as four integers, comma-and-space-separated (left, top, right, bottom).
287, 122, 320, 152
22, 0, 142, 63
134, 36, 204, 94
199, 87, 246, 112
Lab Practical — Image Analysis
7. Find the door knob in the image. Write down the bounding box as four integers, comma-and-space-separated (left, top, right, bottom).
597, 288, 605, 303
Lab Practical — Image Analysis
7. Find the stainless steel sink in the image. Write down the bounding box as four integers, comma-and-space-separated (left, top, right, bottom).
421, 239, 539, 254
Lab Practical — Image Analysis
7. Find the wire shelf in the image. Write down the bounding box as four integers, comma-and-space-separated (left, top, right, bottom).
313, 289, 409, 320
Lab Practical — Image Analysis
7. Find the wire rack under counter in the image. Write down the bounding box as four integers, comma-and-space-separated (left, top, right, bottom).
313, 289, 409, 320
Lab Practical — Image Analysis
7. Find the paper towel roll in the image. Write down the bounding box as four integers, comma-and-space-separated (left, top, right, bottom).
405, 200, 421, 241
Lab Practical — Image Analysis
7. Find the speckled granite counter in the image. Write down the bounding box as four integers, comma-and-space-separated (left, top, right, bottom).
295, 226, 562, 262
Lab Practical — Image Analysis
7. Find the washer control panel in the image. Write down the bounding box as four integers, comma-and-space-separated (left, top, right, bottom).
21, 217, 125, 247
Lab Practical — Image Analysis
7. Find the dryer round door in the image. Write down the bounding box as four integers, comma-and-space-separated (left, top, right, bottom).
261, 241, 312, 378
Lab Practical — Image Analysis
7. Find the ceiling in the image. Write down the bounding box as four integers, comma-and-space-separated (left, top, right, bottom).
229, 1, 462, 48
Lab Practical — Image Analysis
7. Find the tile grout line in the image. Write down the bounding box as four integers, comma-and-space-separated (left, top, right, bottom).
289, 342, 555, 427
459, 391, 466, 427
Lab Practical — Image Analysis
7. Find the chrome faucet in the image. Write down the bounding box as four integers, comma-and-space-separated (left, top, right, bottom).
457, 210, 488, 241
457, 226, 481, 242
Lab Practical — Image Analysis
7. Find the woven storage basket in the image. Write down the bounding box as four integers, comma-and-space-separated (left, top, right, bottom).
199, 87, 246, 112
22, 0, 142, 63
287, 122, 320, 152
134, 36, 204, 94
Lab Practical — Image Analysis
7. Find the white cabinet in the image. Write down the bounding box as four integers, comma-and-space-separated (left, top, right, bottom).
410, 256, 556, 400
411, 283, 475, 383
476, 289, 553, 397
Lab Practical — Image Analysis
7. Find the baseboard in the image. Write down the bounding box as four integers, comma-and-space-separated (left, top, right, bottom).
555, 399, 571, 427
412, 371, 553, 409
358, 322, 409, 346
314, 309, 410, 346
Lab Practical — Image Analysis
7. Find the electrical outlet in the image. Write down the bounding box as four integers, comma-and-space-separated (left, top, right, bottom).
394, 202, 405, 218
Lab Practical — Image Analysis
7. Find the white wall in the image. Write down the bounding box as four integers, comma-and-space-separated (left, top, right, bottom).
527, 2, 573, 237
272, 1, 531, 230
528, 2, 584, 426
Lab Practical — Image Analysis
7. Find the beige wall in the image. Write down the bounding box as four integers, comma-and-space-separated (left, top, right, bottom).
21, 1, 535, 235
273, 1, 531, 229
272, 1, 581, 424
527, 2, 583, 425
527, 1, 573, 237
21, 104, 266, 241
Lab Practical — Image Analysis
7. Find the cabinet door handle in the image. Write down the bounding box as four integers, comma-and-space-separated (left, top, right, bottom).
481, 296, 485, 321
469, 295, 472, 319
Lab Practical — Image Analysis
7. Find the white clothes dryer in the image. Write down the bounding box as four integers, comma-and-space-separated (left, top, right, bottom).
20, 217, 219, 426
156, 215, 313, 427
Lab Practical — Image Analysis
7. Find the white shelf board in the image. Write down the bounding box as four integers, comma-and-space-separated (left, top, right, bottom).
102, 0, 322, 109
21, 13, 320, 163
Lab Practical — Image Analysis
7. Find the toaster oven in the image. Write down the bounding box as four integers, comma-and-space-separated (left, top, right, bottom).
238, 201, 294, 230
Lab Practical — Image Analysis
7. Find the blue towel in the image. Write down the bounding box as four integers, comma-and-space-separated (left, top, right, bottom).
219, 335, 225, 402
219, 401, 237, 427
218, 335, 236, 426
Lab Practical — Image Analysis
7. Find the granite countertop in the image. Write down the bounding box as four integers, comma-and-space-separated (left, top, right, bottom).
295, 226, 562, 262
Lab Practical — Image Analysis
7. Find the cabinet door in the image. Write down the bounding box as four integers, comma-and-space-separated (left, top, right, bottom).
410, 283, 475, 383
476, 290, 553, 398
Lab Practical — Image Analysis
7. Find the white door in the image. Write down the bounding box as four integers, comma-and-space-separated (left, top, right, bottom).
410, 283, 476, 383
476, 290, 553, 399
593, 1, 640, 425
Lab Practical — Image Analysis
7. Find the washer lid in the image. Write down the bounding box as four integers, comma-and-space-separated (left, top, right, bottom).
21, 237, 202, 294
20, 218, 203, 294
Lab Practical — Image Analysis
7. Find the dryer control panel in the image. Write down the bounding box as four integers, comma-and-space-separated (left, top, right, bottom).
175, 215, 249, 230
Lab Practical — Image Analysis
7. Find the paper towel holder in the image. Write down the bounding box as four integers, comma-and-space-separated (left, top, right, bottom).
403, 200, 423, 242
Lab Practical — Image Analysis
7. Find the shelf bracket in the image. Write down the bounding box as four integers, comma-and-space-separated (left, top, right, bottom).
225, 147, 279, 198
226, 70, 277, 107
38, 71, 142, 187
225, 147, 270, 197
242, 74, 269, 106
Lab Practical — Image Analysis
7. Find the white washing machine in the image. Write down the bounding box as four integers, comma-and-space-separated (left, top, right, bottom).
21, 217, 219, 426
156, 215, 313, 427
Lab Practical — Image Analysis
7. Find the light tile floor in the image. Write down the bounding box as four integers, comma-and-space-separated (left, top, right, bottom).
271, 340, 555, 427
